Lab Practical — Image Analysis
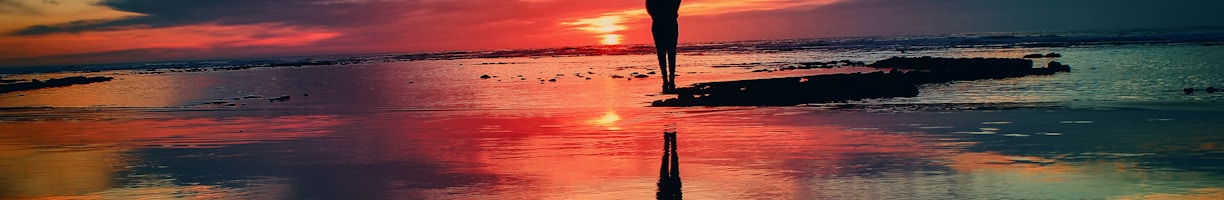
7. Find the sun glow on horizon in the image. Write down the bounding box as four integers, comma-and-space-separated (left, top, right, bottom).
562, 16, 628, 45
598, 34, 622, 45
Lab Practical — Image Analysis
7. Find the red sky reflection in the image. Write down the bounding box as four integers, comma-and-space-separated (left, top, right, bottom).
349, 108, 966, 199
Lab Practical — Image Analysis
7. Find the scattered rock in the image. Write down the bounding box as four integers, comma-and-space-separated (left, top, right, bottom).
1022, 52, 1062, 59
269, 95, 291, 102
0, 76, 114, 94
1047, 61, 1071, 72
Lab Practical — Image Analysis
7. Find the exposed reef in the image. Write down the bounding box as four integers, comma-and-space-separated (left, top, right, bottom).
0, 76, 114, 94
1023, 52, 1062, 58
652, 57, 1070, 107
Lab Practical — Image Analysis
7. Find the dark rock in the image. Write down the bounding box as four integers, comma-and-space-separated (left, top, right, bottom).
654, 57, 1071, 107
548, 78, 557, 82
480, 74, 492, 79
1184, 87, 1195, 94
0, 77, 20, 84
1022, 53, 1061, 58
1047, 61, 1071, 72
634, 74, 650, 78
1207, 87, 1218, 93
653, 72, 918, 106
0, 76, 114, 94
269, 95, 291, 102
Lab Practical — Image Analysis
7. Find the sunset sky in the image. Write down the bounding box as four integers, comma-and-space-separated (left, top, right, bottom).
2, 0, 1222, 67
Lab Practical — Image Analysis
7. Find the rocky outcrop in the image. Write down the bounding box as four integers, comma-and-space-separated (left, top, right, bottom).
0, 76, 114, 94
652, 57, 1071, 107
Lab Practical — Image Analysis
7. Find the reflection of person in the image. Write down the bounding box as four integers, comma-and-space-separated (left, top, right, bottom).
647, 0, 681, 93
657, 131, 682, 199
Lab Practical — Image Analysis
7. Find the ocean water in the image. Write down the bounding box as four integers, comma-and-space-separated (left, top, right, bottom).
2, 29, 1224, 199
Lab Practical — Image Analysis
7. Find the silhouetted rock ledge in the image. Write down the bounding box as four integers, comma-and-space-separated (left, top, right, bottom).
0, 76, 114, 94
651, 57, 1070, 107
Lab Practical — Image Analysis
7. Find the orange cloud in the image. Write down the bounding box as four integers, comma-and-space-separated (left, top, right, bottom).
562, 16, 628, 33
1, 23, 339, 60
0, 0, 142, 33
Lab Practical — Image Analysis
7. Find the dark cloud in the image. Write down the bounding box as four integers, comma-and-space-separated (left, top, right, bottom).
683, 0, 1224, 41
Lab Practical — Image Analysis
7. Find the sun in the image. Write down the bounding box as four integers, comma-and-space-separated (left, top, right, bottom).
599, 34, 622, 45
562, 16, 628, 45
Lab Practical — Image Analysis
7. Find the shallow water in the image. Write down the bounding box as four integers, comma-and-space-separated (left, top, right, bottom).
3, 107, 1223, 199
3, 39, 1224, 199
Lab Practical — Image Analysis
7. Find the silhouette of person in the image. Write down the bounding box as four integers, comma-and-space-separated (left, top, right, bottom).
648, 0, 681, 93
657, 131, 682, 199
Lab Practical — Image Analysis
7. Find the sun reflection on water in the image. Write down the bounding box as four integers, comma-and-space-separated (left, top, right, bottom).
586, 111, 622, 130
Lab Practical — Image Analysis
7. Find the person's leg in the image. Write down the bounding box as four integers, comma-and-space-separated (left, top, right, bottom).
656, 48, 671, 91
667, 48, 677, 90
653, 22, 672, 92
666, 21, 679, 91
